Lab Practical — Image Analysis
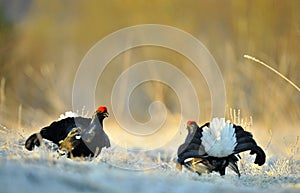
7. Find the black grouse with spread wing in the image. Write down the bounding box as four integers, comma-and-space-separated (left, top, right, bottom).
25, 106, 110, 158
177, 118, 266, 176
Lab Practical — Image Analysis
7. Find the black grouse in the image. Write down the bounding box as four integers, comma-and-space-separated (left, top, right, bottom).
25, 106, 110, 158
177, 118, 266, 176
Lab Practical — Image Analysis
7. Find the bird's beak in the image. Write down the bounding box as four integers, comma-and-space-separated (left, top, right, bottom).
103, 112, 109, 117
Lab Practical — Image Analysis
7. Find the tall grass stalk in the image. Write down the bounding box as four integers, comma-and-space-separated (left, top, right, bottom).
18, 105, 22, 130
0, 77, 5, 111
244, 54, 300, 93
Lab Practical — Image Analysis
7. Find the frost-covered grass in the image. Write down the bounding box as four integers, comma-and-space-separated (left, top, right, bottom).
0, 126, 299, 193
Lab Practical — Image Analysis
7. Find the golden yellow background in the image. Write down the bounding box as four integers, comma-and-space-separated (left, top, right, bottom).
0, 0, 299, 156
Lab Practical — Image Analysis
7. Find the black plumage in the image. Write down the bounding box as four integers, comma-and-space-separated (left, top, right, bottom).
177, 120, 266, 176
25, 106, 110, 158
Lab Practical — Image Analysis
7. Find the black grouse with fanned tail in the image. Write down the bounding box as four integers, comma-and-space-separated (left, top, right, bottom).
177, 118, 266, 176
25, 106, 110, 158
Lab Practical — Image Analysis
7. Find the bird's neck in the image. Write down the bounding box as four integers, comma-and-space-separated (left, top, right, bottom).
185, 127, 196, 143
90, 113, 104, 128
188, 129, 194, 136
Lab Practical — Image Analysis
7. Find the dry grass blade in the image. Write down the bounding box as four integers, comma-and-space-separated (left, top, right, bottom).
244, 54, 300, 93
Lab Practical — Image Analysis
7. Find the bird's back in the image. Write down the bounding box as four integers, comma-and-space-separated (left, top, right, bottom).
40, 116, 91, 144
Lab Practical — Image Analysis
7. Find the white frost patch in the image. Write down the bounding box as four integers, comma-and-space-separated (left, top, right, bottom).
0, 126, 299, 193
59, 111, 79, 120
201, 118, 237, 157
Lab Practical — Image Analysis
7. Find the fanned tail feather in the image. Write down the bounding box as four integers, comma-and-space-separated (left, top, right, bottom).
201, 118, 237, 157
233, 125, 266, 166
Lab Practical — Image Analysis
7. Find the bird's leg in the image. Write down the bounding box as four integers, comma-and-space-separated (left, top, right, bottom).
219, 168, 226, 176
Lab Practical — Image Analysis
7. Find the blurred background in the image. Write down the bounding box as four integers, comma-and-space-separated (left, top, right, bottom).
0, 0, 299, 155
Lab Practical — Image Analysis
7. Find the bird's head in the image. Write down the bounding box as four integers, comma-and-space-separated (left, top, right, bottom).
95, 106, 109, 118
186, 120, 198, 134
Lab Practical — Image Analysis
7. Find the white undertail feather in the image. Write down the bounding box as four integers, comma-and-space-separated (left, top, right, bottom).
201, 118, 237, 157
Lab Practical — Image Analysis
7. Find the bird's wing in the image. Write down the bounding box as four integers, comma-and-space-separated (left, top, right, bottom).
39, 117, 75, 144
233, 125, 266, 166
39, 117, 91, 144
177, 148, 208, 164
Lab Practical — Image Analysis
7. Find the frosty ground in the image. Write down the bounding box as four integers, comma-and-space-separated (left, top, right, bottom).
0, 129, 299, 193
